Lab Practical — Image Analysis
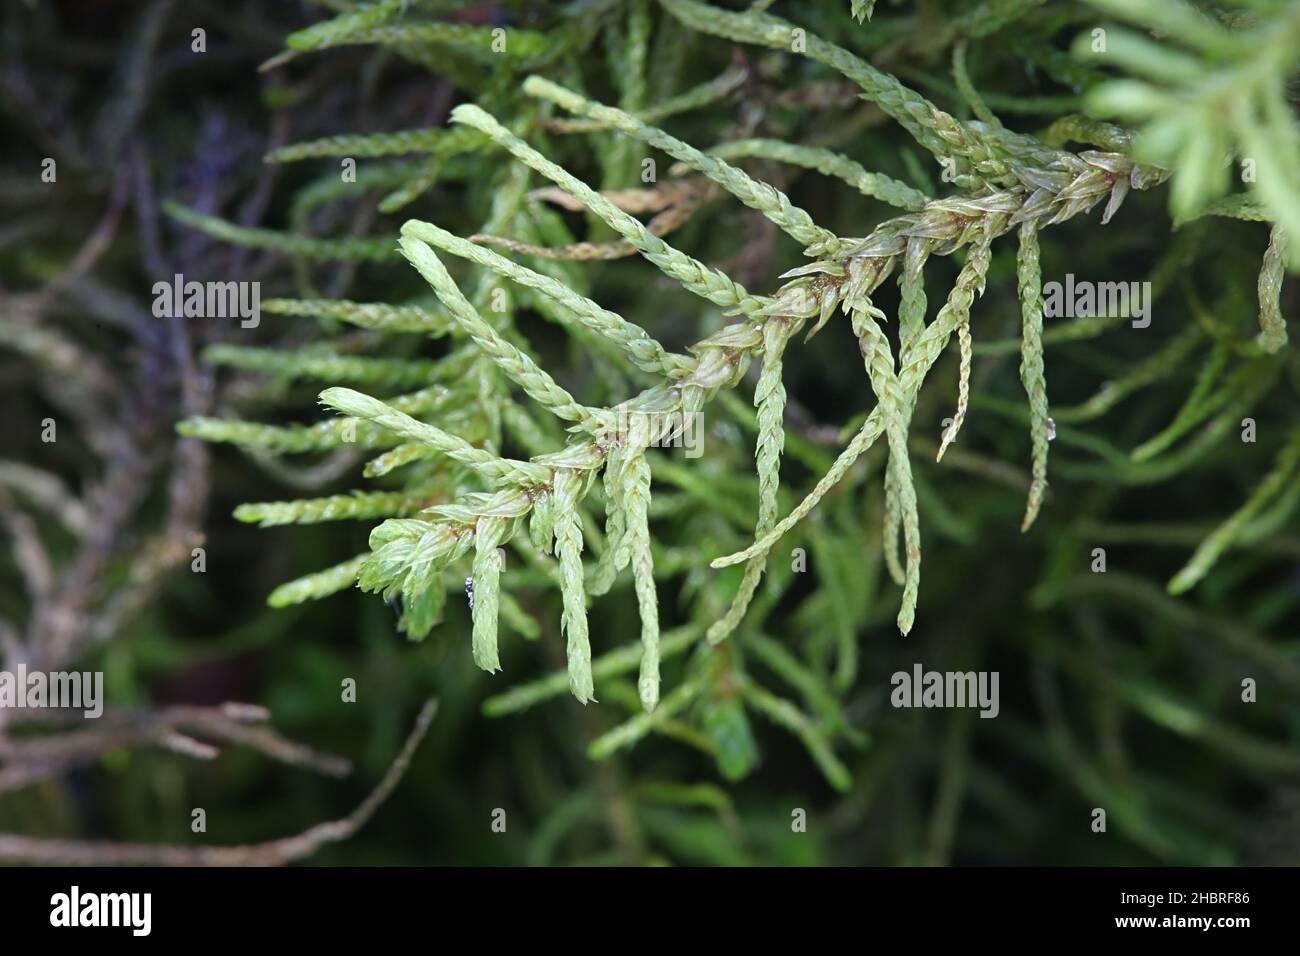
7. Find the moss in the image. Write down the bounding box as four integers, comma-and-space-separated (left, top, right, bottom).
5, 0, 1298, 865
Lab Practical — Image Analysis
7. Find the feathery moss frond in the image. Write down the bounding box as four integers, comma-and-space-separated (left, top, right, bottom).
707, 317, 793, 644
704, 139, 929, 210
449, 103, 773, 318
168, 0, 1296, 804
470, 516, 509, 672
403, 220, 690, 380
524, 76, 844, 256
267, 554, 367, 607
260, 298, 450, 335
204, 345, 442, 388
163, 202, 397, 261
235, 491, 433, 527
1078, 0, 1300, 262
553, 468, 594, 703
1168, 422, 1300, 595
1256, 224, 1290, 353
851, 301, 922, 634
267, 127, 485, 163
1016, 222, 1050, 531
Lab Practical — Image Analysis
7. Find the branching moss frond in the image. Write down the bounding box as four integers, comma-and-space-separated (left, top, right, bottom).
169, 0, 1298, 798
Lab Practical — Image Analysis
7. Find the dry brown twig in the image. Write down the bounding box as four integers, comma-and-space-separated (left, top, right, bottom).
0, 702, 353, 789
0, 698, 438, 866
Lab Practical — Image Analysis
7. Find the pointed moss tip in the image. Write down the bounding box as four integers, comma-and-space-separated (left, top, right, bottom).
449, 103, 486, 125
